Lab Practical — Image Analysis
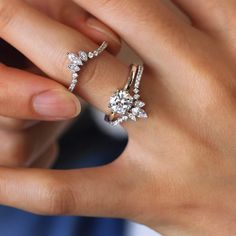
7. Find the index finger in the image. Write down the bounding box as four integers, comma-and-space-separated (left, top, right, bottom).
1, 1, 130, 114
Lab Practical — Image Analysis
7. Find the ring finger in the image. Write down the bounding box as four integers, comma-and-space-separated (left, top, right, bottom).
0, 0, 194, 131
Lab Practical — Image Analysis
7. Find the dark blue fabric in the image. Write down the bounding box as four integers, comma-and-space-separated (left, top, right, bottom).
0, 110, 127, 236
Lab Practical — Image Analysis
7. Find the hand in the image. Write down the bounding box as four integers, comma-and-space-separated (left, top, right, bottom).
1, 0, 236, 235
0, 0, 120, 168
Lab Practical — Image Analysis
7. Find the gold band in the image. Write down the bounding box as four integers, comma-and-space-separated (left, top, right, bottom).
124, 64, 138, 91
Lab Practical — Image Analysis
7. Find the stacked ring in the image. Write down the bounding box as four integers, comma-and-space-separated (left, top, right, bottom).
105, 64, 148, 127
67, 41, 108, 92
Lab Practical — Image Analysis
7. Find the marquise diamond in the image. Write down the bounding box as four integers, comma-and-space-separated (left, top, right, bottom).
68, 53, 83, 66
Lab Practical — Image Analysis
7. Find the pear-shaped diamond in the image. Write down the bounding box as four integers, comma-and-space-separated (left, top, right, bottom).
132, 107, 148, 119
137, 108, 148, 118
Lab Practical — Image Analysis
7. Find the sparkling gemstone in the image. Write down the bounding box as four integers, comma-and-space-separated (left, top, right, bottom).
88, 52, 94, 59
138, 109, 148, 118
72, 73, 78, 79
132, 107, 140, 116
133, 88, 139, 94
72, 78, 77, 84
134, 100, 145, 108
134, 94, 140, 100
109, 90, 133, 115
135, 82, 140, 88
68, 64, 80, 72
79, 51, 88, 62
128, 113, 137, 121
93, 50, 99, 56
69, 84, 76, 91
68, 53, 83, 65
132, 107, 148, 119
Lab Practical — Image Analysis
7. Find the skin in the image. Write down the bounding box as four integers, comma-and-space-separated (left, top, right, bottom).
1, 0, 236, 235
0, 0, 121, 168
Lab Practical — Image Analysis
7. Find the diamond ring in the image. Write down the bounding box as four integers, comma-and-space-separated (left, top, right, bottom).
67, 41, 108, 92
105, 64, 148, 127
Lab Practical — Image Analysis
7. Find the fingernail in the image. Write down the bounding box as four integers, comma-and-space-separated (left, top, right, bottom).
33, 89, 80, 119
86, 17, 121, 46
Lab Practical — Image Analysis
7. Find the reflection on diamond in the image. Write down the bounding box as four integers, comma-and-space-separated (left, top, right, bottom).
79, 51, 88, 62
109, 90, 133, 115
68, 53, 83, 66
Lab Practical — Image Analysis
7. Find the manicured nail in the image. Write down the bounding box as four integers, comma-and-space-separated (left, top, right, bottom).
33, 89, 80, 119
86, 17, 121, 46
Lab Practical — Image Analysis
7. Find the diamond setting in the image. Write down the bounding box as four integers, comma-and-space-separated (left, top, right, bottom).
109, 90, 133, 115
79, 51, 88, 62
67, 42, 108, 92
106, 65, 148, 127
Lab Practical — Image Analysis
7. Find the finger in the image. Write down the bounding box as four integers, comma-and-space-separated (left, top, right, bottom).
0, 1, 130, 115
162, 0, 191, 24
31, 143, 58, 168
171, 0, 236, 36
0, 117, 38, 131
0, 162, 138, 218
0, 64, 80, 120
24, 0, 121, 54
71, 0, 193, 63
0, 121, 69, 167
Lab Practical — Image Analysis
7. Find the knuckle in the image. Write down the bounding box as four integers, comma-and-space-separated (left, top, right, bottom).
39, 177, 76, 215
0, 0, 18, 32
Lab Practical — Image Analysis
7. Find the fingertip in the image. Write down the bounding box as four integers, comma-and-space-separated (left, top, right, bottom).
32, 89, 81, 120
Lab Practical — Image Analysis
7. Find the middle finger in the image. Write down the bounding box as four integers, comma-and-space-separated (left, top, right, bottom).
1, 1, 129, 115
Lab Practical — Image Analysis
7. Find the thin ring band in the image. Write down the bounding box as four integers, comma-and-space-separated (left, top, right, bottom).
67, 41, 108, 92
124, 64, 139, 91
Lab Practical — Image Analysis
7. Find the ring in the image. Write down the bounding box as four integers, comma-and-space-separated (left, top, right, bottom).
105, 64, 148, 127
67, 41, 108, 92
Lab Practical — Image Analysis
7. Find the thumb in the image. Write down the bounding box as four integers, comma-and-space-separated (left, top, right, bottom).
0, 158, 135, 218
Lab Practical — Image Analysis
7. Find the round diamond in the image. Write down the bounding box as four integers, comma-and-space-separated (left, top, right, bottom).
88, 52, 94, 59
79, 51, 88, 62
109, 90, 133, 115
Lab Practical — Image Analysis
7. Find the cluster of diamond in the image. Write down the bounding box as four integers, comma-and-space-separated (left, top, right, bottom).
67, 42, 108, 92
108, 65, 148, 127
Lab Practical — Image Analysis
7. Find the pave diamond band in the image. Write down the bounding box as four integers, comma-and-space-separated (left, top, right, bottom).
67, 42, 108, 92
105, 64, 148, 127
